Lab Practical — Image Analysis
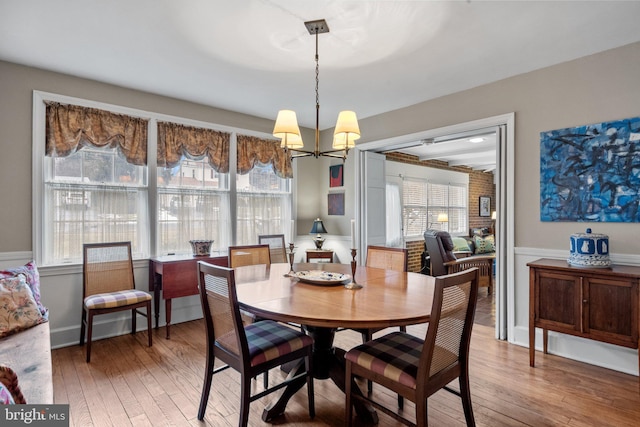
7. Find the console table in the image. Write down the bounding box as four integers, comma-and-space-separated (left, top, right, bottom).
306, 249, 333, 263
149, 254, 227, 338
528, 258, 639, 380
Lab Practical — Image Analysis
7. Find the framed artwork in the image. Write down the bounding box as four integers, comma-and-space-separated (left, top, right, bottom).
540, 116, 640, 222
479, 196, 491, 217
329, 164, 343, 188
328, 193, 345, 216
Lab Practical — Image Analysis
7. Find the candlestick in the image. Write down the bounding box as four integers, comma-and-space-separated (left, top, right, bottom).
344, 248, 362, 289
350, 219, 356, 249
288, 242, 295, 275
290, 219, 295, 243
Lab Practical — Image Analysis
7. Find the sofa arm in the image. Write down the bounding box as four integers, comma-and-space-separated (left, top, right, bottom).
0, 322, 52, 403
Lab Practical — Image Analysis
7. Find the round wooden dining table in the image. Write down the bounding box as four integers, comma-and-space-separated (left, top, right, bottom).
234, 262, 436, 424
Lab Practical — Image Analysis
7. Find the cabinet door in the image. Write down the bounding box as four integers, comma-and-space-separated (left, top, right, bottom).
535, 270, 581, 332
584, 276, 638, 348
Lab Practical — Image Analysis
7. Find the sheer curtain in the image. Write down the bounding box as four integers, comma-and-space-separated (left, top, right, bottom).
236, 192, 291, 245
385, 182, 403, 247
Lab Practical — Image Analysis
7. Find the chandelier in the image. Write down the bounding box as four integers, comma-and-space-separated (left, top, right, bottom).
273, 19, 361, 160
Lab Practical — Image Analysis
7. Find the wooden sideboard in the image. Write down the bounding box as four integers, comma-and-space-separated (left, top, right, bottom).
528, 258, 639, 378
149, 254, 227, 338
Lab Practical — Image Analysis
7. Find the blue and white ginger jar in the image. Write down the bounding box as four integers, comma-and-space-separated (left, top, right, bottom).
568, 228, 610, 268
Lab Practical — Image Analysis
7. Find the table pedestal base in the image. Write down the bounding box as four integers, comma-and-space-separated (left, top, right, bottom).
261, 326, 378, 424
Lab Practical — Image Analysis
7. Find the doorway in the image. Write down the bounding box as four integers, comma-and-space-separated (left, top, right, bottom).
354, 113, 514, 341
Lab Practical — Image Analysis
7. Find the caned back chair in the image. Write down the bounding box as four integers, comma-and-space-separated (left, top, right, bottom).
80, 242, 152, 362
196, 261, 315, 426
355, 245, 409, 399
228, 244, 271, 268
365, 245, 408, 273
345, 268, 480, 427
258, 234, 287, 263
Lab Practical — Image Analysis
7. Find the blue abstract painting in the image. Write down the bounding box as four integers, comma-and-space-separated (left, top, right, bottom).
540, 116, 640, 222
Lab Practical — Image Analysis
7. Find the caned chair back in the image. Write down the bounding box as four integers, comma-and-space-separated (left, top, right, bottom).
258, 234, 287, 263
83, 242, 135, 298
419, 268, 479, 382
365, 245, 408, 272
197, 262, 247, 360
228, 244, 271, 268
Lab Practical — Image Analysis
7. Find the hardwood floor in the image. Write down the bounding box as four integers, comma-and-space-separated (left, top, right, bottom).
53, 298, 640, 426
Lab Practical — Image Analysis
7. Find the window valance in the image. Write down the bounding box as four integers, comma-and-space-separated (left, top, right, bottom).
237, 135, 293, 179
157, 121, 230, 173
45, 102, 148, 165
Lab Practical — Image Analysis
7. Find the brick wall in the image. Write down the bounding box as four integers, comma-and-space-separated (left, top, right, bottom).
385, 152, 496, 273
406, 240, 425, 273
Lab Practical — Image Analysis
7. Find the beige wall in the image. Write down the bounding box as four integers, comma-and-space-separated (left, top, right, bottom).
357, 41, 640, 254
4, 42, 639, 255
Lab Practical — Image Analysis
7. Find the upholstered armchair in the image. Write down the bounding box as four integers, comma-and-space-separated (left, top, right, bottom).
424, 229, 494, 295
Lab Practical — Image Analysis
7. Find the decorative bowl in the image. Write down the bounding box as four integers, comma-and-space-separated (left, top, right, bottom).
189, 240, 214, 257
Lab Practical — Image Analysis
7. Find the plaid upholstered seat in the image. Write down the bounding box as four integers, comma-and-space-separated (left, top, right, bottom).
84, 289, 152, 310
345, 268, 480, 427
197, 261, 314, 426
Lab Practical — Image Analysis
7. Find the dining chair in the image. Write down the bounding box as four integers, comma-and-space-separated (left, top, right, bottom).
80, 241, 152, 363
228, 244, 271, 268
345, 268, 480, 427
352, 245, 409, 398
258, 234, 288, 263
196, 261, 315, 426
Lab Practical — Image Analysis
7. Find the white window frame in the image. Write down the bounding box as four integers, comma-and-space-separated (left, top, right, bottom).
32, 91, 293, 266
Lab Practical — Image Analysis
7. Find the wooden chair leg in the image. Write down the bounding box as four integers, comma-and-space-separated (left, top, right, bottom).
345, 362, 354, 426
79, 307, 86, 345
131, 308, 136, 335
86, 311, 94, 363
305, 352, 315, 419
459, 371, 476, 426
197, 351, 215, 420
146, 302, 152, 347
416, 398, 428, 427
239, 375, 251, 427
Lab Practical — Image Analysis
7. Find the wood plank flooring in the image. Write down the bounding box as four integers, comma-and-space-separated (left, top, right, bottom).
52, 294, 640, 426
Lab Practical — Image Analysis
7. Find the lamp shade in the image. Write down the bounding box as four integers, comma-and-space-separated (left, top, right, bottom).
332, 111, 360, 149
437, 213, 449, 222
280, 133, 304, 149
491, 211, 497, 220
273, 110, 302, 140
309, 218, 328, 235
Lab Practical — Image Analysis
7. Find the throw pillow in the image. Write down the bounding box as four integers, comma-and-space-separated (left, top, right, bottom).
451, 237, 471, 252
473, 235, 495, 254
0, 381, 15, 404
0, 261, 48, 318
0, 275, 46, 338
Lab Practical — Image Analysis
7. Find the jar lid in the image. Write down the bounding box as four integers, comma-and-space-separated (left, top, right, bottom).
570, 228, 608, 239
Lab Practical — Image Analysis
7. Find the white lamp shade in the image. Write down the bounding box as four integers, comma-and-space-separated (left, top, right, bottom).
273, 110, 301, 139
437, 213, 449, 222
333, 111, 360, 149
281, 133, 304, 149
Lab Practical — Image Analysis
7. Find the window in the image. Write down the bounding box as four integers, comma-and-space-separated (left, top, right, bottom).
236, 162, 291, 245
402, 178, 468, 238
157, 157, 230, 255
44, 146, 149, 264
34, 92, 293, 266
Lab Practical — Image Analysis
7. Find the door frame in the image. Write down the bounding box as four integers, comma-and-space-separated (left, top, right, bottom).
353, 113, 515, 341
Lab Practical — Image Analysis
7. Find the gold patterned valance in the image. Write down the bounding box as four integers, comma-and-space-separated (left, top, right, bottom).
237, 135, 293, 179
45, 102, 148, 165
157, 122, 230, 173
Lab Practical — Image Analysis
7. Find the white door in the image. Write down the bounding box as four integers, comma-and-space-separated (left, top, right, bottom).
361, 151, 386, 252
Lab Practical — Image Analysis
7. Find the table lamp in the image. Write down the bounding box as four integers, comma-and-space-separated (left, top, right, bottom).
309, 218, 328, 249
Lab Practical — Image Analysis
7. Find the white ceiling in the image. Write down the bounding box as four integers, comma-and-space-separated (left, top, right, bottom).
2, 0, 640, 170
